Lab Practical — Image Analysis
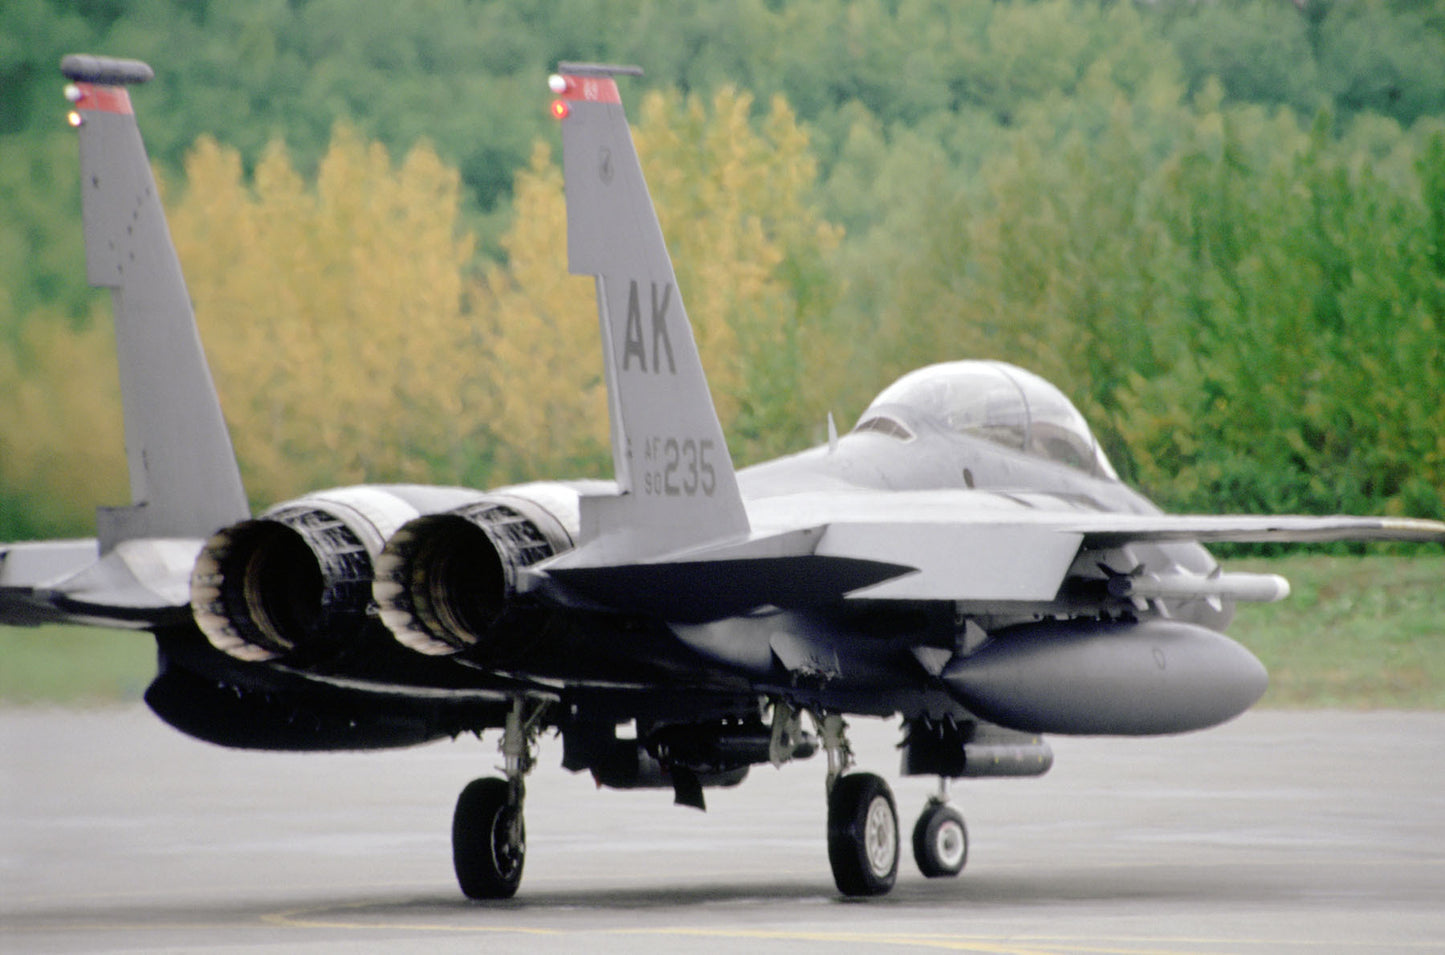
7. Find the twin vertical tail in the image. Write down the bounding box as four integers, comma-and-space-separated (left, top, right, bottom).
57, 58, 728, 570
61, 55, 248, 551
549, 64, 750, 564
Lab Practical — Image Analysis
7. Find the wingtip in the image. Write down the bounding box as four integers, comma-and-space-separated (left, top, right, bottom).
1379, 517, 1445, 542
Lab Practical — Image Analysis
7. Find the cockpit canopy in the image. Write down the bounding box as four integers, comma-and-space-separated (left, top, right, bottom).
854, 361, 1118, 478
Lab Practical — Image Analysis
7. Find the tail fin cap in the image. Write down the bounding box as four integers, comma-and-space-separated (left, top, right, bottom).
61, 54, 154, 85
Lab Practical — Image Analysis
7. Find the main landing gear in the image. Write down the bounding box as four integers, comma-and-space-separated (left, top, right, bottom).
827, 771, 899, 895
453, 777, 525, 898
820, 714, 969, 896
453, 698, 545, 900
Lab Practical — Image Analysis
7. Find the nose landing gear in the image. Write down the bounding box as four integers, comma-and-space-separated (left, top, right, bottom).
912, 789, 968, 878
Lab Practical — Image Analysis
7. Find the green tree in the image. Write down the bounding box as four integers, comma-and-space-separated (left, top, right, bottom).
1122, 109, 1445, 526
1164, 0, 1324, 117
1316, 0, 1445, 125
6, 0, 1444, 537
878, 65, 1197, 471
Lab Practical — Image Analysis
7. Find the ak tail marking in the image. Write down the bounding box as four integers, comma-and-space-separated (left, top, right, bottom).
550, 65, 749, 563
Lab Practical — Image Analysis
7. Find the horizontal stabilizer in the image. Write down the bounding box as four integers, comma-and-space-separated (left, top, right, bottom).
545, 555, 912, 623
0, 538, 200, 627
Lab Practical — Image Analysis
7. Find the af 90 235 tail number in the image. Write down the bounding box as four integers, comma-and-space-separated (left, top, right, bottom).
641, 437, 717, 497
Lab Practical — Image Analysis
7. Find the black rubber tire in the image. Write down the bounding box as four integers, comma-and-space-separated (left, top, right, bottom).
452, 777, 525, 899
827, 773, 899, 896
912, 801, 968, 878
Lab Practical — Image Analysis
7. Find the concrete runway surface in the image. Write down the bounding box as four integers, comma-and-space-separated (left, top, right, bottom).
2, 705, 1442, 954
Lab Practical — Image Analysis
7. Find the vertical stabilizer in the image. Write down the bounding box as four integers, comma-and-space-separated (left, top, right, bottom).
61, 55, 248, 551
550, 64, 750, 563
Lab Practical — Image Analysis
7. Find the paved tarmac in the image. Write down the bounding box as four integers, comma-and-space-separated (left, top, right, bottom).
2, 705, 1442, 953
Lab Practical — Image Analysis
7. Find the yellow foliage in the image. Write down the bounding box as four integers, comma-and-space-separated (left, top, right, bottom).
168, 125, 482, 501
0, 303, 126, 527
471, 143, 607, 483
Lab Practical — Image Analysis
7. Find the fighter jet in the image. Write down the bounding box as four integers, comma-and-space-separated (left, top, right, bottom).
3, 56, 1441, 899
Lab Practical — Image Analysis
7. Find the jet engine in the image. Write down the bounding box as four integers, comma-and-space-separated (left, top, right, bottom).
373, 486, 579, 658
191, 486, 486, 663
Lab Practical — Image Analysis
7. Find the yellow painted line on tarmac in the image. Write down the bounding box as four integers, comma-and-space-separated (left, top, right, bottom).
256, 898, 1445, 953
6, 921, 267, 936
607, 928, 1265, 955
18, 908, 1443, 955
607, 927, 1098, 954
253, 904, 1249, 954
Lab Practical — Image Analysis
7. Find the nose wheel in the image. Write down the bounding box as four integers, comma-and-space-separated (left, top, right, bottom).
912, 797, 968, 878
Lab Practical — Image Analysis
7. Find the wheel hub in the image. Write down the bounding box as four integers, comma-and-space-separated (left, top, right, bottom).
934, 818, 965, 868
864, 795, 897, 877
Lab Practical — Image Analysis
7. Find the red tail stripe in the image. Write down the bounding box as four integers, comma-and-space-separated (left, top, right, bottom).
558, 75, 621, 105
74, 82, 133, 116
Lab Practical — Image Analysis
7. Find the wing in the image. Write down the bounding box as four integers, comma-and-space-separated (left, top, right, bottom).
817, 509, 1445, 601
0, 56, 248, 627
535, 486, 1445, 619
1062, 513, 1445, 546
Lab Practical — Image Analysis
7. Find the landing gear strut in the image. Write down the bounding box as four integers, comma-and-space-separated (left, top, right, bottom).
817, 711, 900, 897
453, 698, 545, 900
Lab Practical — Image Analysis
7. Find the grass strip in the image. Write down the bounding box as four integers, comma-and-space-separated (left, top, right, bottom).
1228, 553, 1443, 709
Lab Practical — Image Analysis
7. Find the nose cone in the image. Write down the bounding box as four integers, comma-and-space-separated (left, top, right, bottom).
942, 619, 1269, 736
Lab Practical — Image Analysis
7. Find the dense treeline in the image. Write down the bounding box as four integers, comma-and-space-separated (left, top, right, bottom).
2, 0, 1442, 541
